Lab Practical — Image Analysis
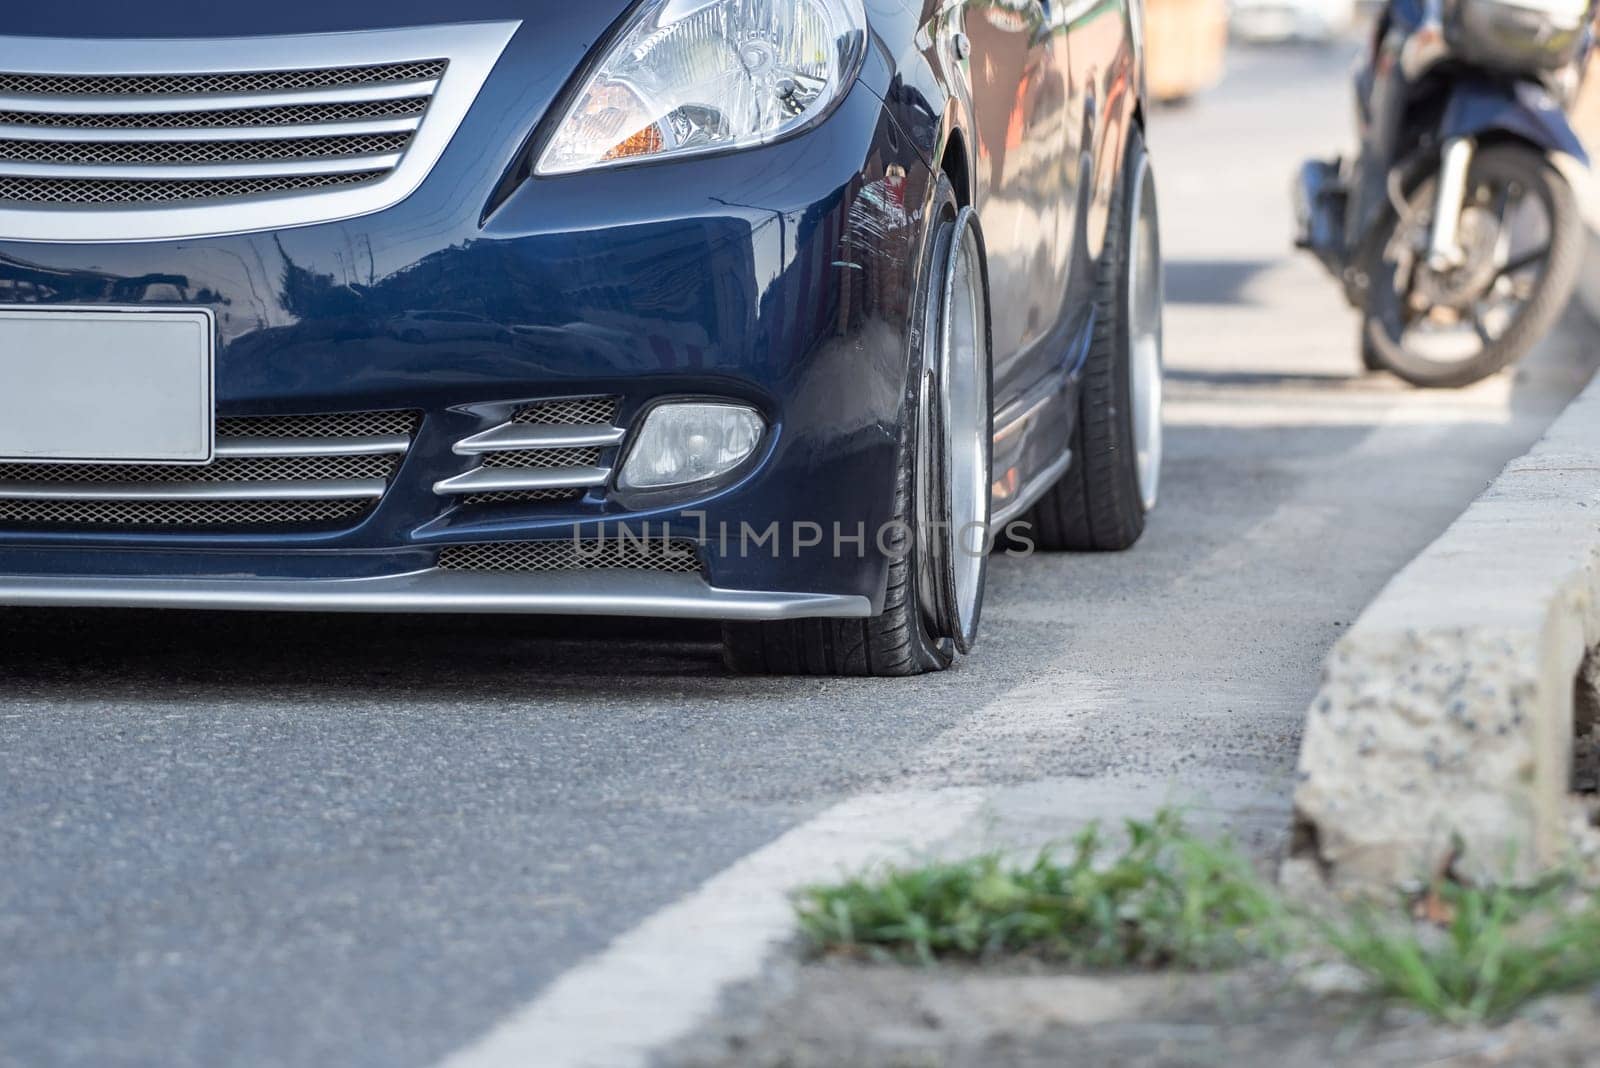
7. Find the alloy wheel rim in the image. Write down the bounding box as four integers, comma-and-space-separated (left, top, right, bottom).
940, 218, 990, 647
1128, 156, 1164, 513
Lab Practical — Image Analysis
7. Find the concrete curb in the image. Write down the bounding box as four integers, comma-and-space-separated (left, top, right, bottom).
1290, 373, 1600, 892
1288, 117, 1600, 896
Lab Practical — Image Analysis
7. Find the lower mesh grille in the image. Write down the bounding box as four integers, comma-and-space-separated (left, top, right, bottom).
437, 539, 702, 574
513, 397, 618, 426
0, 454, 395, 484
480, 447, 602, 470
462, 488, 586, 505
218, 410, 417, 439
0, 410, 417, 530
0, 497, 371, 527
441, 396, 622, 508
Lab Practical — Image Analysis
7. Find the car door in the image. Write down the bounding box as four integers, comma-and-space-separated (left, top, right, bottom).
960, 0, 1076, 406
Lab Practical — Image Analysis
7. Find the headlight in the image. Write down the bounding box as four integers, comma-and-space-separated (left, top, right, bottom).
537, 0, 867, 175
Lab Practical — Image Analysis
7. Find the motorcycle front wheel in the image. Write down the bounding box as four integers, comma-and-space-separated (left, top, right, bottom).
1364, 143, 1584, 389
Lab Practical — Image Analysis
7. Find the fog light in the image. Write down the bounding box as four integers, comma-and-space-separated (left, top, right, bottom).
619, 402, 766, 491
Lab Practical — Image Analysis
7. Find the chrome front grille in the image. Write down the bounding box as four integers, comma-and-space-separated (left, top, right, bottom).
0, 23, 520, 241
437, 398, 624, 506
0, 64, 434, 206
0, 98, 429, 130
437, 539, 702, 574
0, 172, 383, 206
0, 411, 417, 529
0, 133, 413, 166
0, 61, 449, 98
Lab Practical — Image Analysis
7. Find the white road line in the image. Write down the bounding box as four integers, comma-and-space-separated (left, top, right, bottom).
437, 788, 988, 1068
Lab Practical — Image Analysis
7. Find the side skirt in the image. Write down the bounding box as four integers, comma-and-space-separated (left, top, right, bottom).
988, 315, 1092, 526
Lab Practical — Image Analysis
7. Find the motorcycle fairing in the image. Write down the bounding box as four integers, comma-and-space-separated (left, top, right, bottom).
1439, 78, 1590, 166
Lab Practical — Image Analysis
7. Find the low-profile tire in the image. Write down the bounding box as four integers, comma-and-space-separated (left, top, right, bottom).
1026, 125, 1163, 552
722, 175, 993, 677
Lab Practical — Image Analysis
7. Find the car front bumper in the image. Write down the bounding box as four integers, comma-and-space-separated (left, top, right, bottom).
0, 80, 934, 620
0, 568, 871, 619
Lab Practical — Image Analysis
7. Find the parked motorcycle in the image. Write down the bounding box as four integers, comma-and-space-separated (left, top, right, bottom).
1296, 0, 1592, 387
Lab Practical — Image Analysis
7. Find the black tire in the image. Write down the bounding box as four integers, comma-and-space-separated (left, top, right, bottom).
1026, 126, 1158, 552
721, 175, 991, 677
1364, 143, 1584, 389
1360, 327, 1384, 373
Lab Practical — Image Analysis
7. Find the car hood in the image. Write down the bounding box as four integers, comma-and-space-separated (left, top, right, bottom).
0, 2, 620, 39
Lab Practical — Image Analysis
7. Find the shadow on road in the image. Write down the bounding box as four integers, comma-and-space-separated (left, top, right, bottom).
1166, 368, 1365, 386
1165, 259, 1277, 306
0, 607, 727, 694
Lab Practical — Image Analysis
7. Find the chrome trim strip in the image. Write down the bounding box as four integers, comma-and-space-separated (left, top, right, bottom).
0, 79, 441, 117
0, 117, 424, 143
0, 569, 875, 620
0, 478, 387, 501
0, 22, 521, 243
991, 450, 1072, 528
452, 423, 626, 454
0, 153, 403, 181
433, 466, 611, 495
214, 435, 411, 458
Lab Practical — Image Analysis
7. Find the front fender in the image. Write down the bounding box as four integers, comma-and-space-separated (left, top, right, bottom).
1441, 78, 1589, 166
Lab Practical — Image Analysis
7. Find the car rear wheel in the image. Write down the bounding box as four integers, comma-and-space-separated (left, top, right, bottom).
1026, 125, 1163, 551
722, 175, 993, 676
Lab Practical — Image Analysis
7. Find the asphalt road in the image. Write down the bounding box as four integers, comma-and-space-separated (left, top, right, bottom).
3, 41, 1597, 1068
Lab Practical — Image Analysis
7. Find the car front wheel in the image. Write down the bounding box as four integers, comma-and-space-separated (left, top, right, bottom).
722, 174, 993, 676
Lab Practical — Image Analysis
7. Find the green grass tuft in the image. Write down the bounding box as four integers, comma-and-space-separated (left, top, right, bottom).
794, 809, 1283, 969
797, 810, 1600, 1024
1324, 880, 1600, 1024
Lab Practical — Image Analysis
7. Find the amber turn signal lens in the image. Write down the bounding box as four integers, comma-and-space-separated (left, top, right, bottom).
602, 124, 665, 162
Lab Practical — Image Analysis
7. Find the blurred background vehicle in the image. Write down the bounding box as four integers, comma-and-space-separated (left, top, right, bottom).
1230, 0, 1356, 43
1294, 0, 1592, 387
1147, 0, 1230, 102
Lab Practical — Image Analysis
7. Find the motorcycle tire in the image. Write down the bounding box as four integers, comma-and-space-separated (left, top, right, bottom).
1363, 143, 1584, 389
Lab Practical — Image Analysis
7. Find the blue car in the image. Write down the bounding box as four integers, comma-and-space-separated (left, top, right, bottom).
0, 0, 1164, 676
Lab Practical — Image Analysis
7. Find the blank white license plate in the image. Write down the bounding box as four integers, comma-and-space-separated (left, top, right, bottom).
0, 307, 215, 464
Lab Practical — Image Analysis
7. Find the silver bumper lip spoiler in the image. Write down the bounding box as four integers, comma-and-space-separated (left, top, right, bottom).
0, 569, 873, 621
